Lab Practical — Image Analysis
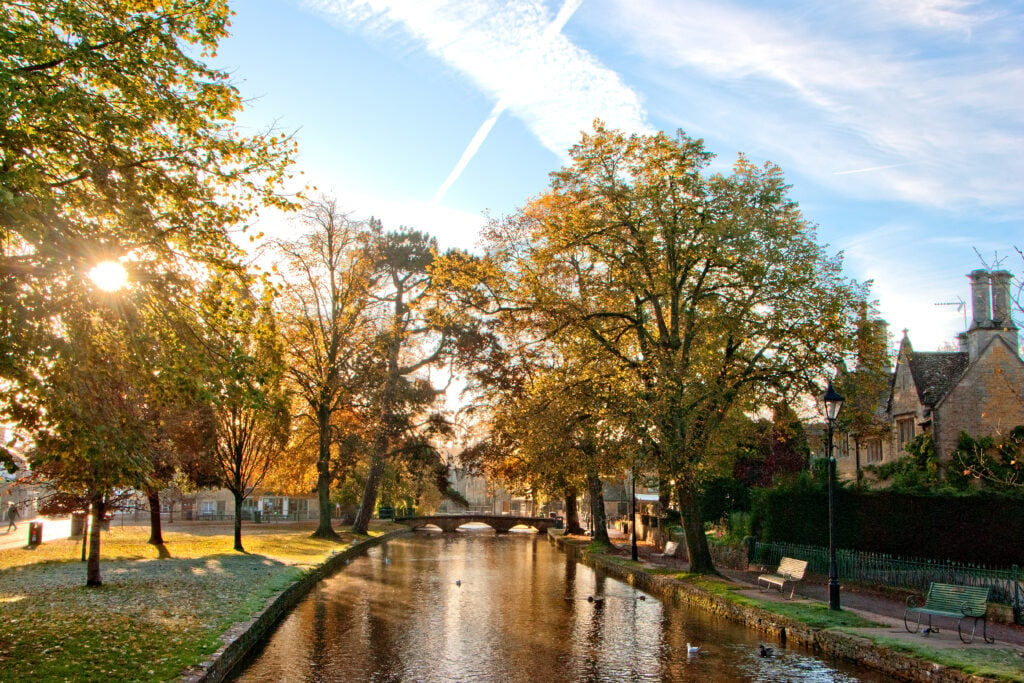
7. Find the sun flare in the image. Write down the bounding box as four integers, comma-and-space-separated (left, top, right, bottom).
88, 261, 128, 292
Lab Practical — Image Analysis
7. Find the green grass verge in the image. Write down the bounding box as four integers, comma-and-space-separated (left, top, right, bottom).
867, 635, 1024, 682
677, 574, 884, 628
0, 522, 382, 681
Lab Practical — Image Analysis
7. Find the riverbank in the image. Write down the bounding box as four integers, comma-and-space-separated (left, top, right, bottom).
552, 532, 1024, 682
4, 522, 1022, 681
0, 519, 405, 682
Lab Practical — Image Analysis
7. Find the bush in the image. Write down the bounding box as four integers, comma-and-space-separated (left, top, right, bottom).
751, 482, 1024, 565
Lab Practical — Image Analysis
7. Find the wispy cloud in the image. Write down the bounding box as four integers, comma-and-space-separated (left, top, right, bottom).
305, 0, 649, 166
431, 0, 585, 204
604, 0, 1023, 211
833, 162, 920, 176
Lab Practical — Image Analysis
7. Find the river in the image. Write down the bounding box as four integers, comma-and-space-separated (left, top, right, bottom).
233, 530, 894, 682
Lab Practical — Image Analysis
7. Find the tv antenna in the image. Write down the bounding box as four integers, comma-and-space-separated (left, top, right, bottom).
934, 296, 967, 332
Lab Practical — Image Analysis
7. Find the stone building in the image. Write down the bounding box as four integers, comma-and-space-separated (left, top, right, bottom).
838, 269, 1023, 479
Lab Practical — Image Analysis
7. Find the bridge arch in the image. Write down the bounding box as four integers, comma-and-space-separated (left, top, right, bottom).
394, 514, 556, 534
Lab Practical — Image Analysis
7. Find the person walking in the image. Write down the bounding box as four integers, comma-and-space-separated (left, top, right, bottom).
5, 502, 19, 532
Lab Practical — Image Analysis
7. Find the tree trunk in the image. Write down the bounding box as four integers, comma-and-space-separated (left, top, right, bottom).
854, 438, 862, 485
564, 490, 585, 535
352, 454, 385, 535
586, 473, 610, 543
677, 482, 716, 574
311, 405, 338, 539
233, 489, 245, 552
146, 489, 163, 545
86, 495, 105, 587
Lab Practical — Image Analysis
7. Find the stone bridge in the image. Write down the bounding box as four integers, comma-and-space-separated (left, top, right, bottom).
393, 514, 557, 534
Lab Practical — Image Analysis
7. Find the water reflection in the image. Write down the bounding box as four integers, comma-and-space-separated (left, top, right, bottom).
234, 532, 893, 682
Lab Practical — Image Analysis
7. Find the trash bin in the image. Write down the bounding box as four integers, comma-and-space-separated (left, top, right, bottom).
253, 510, 261, 523
28, 522, 43, 546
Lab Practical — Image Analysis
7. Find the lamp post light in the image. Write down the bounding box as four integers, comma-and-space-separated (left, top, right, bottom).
822, 380, 845, 611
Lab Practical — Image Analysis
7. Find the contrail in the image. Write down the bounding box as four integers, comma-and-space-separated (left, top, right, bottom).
431, 0, 585, 205
833, 161, 917, 176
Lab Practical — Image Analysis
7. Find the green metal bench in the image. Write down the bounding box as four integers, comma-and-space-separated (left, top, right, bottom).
904, 582, 994, 643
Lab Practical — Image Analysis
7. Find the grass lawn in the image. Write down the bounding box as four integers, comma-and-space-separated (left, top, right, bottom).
0, 521, 385, 681
685, 575, 885, 629
866, 635, 1024, 682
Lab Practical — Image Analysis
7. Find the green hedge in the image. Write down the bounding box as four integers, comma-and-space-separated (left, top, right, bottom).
751, 487, 1024, 566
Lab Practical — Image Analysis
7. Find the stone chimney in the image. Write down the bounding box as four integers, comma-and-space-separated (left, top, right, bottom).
990, 270, 1015, 328
969, 269, 992, 329
966, 269, 1019, 360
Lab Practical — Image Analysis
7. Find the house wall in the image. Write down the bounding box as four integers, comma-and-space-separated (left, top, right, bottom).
885, 357, 922, 464
934, 340, 1024, 460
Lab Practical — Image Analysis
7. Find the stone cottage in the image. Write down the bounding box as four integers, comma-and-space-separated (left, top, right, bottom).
846, 269, 1023, 476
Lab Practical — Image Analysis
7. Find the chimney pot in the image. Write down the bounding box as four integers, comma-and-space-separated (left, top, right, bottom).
990, 270, 1014, 327
968, 269, 992, 328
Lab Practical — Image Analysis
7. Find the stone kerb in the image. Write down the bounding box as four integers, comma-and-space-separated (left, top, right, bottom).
181, 528, 412, 683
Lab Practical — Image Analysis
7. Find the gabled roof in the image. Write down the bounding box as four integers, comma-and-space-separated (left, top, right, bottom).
907, 351, 969, 407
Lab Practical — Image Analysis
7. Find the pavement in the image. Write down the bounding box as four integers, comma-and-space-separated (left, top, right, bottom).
604, 532, 1024, 653
0, 515, 72, 551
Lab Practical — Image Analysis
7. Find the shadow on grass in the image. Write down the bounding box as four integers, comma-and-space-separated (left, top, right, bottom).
155, 543, 171, 559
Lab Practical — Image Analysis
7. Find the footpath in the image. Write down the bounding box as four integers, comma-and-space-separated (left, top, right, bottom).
0, 515, 71, 551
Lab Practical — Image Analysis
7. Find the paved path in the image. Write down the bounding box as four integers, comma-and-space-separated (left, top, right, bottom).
720, 566, 1024, 651
0, 516, 72, 552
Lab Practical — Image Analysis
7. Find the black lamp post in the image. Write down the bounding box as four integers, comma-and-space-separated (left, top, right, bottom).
822, 380, 845, 611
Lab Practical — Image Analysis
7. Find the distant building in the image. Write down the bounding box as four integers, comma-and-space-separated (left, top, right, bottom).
0, 424, 44, 518
173, 488, 319, 522
836, 269, 1023, 479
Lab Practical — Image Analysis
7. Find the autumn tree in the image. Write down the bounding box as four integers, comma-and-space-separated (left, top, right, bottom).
195, 271, 291, 552
832, 303, 892, 484
732, 405, 812, 488
273, 198, 374, 539
480, 123, 867, 572
0, 1, 295, 472
30, 309, 153, 586
460, 331, 627, 541
351, 228, 462, 534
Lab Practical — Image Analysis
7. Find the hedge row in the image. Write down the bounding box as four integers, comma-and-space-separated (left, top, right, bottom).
750, 487, 1024, 566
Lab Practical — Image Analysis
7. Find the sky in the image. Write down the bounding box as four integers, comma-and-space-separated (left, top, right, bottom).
214, 0, 1024, 353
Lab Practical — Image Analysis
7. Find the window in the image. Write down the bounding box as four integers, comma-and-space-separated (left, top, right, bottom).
200, 501, 216, 515
897, 417, 915, 451
262, 497, 284, 515
865, 439, 882, 464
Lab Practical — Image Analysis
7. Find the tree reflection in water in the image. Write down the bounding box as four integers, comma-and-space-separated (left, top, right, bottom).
233, 532, 891, 682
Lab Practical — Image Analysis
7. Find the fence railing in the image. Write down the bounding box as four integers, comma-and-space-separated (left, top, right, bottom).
749, 540, 1022, 624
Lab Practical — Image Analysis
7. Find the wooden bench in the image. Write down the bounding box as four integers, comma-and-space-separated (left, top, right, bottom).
904, 582, 993, 643
757, 557, 807, 599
